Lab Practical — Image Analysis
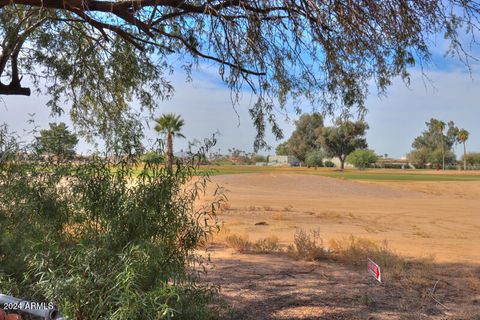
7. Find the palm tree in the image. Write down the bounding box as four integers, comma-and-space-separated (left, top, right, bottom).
154, 113, 185, 173
457, 129, 469, 170
434, 120, 446, 170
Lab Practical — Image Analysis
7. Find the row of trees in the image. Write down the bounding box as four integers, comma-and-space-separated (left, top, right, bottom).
29, 113, 186, 173
407, 119, 472, 170
276, 113, 369, 169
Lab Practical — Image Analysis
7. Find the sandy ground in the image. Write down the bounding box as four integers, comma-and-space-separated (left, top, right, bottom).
204, 247, 480, 319
201, 173, 480, 319
210, 173, 480, 263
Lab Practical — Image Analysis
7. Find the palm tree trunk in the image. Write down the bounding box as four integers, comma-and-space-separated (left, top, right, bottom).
167, 131, 173, 173
463, 142, 467, 171
441, 135, 445, 170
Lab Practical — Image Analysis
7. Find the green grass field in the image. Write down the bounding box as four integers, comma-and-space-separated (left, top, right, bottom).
198, 165, 480, 181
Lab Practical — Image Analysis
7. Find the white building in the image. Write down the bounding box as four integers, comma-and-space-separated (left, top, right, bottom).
268, 155, 300, 166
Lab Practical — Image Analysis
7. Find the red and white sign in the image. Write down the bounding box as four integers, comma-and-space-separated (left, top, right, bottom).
367, 258, 382, 283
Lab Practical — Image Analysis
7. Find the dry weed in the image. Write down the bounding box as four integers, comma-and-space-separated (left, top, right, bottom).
271, 212, 289, 221
287, 228, 328, 261
225, 234, 281, 254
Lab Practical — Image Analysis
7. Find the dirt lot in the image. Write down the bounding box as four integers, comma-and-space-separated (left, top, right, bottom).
211, 173, 480, 263
202, 172, 480, 319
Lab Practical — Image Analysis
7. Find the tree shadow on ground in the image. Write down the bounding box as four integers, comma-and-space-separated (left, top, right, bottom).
204, 247, 480, 320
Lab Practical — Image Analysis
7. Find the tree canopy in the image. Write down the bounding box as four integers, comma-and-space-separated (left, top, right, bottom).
457, 128, 469, 170
346, 149, 378, 170
154, 113, 185, 173
407, 118, 458, 168
318, 119, 369, 170
286, 112, 324, 162
2, 1, 480, 149
275, 141, 290, 156
35, 122, 78, 159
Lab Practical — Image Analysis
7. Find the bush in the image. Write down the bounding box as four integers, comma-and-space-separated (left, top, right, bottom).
324, 160, 335, 167
141, 150, 164, 163
463, 152, 480, 166
0, 128, 223, 319
305, 149, 324, 168
346, 149, 378, 169
329, 236, 433, 283
253, 154, 267, 162
225, 234, 280, 253
287, 229, 327, 261
382, 163, 405, 169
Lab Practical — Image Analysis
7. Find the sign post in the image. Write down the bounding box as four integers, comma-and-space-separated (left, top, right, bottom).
367, 258, 382, 283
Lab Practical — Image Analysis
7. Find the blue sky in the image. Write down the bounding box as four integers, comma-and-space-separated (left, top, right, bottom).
1, 47, 479, 159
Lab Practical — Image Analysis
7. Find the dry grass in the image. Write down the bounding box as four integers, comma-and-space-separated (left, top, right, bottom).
219, 202, 231, 212
225, 234, 281, 254
315, 210, 342, 220
287, 228, 328, 261
225, 220, 246, 227
207, 226, 232, 246
328, 236, 439, 293
271, 212, 289, 221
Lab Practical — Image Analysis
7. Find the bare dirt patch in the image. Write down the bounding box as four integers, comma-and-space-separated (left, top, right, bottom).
202, 173, 480, 318
211, 173, 480, 263
204, 246, 480, 319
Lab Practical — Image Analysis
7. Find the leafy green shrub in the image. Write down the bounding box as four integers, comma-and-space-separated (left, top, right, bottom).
346, 149, 378, 169
324, 160, 335, 167
141, 150, 164, 163
0, 128, 223, 319
382, 163, 405, 169
305, 149, 324, 168
463, 152, 480, 166
253, 154, 267, 162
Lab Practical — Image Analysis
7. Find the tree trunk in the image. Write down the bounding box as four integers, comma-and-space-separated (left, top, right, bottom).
340, 156, 345, 170
441, 136, 445, 170
463, 142, 467, 171
167, 131, 173, 173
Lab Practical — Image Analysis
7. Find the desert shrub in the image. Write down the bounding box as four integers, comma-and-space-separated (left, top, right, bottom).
225, 234, 253, 252
324, 160, 335, 167
0, 128, 223, 319
346, 149, 378, 169
329, 237, 409, 280
287, 229, 327, 261
305, 150, 324, 168
329, 236, 436, 291
225, 234, 280, 254
253, 236, 281, 253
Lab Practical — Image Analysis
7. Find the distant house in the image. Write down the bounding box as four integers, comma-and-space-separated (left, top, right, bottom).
268, 155, 300, 166
376, 157, 414, 169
